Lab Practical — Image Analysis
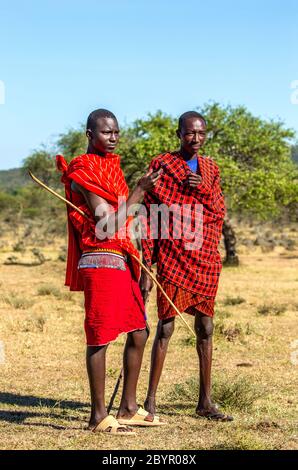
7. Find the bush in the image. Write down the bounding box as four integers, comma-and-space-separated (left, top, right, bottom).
257, 303, 287, 316
215, 320, 244, 342
223, 296, 246, 306
0, 191, 19, 212
37, 284, 61, 298
168, 376, 262, 411
2, 294, 34, 310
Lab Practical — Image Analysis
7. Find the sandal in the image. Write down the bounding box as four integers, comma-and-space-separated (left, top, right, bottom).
196, 408, 233, 422
92, 415, 136, 435
117, 407, 166, 427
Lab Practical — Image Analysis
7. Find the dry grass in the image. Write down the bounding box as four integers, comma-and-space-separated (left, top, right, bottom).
0, 244, 297, 450
223, 296, 246, 306
257, 303, 287, 316
37, 284, 61, 298
2, 292, 35, 310
168, 375, 262, 411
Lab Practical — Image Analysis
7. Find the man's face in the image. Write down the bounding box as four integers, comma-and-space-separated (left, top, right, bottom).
87, 117, 120, 154
177, 117, 206, 154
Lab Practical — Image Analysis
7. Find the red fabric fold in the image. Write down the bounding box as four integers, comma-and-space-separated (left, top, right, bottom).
56, 154, 84, 290
56, 153, 140, 291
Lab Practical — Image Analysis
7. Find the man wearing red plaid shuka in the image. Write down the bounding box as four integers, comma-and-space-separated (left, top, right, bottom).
140, 111, 233, 422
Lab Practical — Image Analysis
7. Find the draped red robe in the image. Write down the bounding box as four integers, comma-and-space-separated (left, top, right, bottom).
56, 153, 140, 291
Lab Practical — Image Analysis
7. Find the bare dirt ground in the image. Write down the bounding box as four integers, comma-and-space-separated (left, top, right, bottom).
0, 227, 297, 450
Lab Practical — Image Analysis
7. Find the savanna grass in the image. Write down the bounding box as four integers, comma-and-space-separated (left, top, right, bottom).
168, 375, 262, 411
223, 296, 246, 306
257, 303, 287, 316
2, 293, 34, 310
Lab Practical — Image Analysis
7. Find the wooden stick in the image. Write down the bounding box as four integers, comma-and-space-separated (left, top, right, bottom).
29, 170, 196, 413
28, 170, 93, 222
131, 254, 195, 337
29, 170, 195, 337
107, 369, 123, 414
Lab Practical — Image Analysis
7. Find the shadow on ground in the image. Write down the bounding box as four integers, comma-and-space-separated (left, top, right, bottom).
0, 392, 88, 410
0, 392, 89, 428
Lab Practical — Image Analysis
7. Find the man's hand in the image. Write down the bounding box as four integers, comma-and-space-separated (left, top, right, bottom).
137, 168, 162, 192
187, 172, 202, 188
139, 270, 153, 303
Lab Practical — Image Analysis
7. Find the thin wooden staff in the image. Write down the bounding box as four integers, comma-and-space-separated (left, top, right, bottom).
131, 254, 195, 336
28, 170, 195, 337
28, 170, 196, 411
107, 369, 123, 414
28, 170, 94, 223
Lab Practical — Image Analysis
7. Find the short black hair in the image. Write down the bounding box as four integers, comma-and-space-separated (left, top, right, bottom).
86, 109, 118, 131
178, 111, 206, 130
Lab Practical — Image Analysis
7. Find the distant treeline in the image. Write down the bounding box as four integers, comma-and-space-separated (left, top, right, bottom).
0, 103, 297, 227
0, 168, 30, 193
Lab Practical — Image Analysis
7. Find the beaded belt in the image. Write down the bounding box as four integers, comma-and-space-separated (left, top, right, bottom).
78, 250, 127, 271
82, 248, 124, 255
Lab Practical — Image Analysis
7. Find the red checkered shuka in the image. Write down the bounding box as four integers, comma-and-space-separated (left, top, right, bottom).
141, 152, 226, 299
157, 278, 215, 319
56, 153, 140, 290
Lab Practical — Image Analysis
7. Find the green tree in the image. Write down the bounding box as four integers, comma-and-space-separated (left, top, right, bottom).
21, 147, 66, 220
21, 106, 298, 221
200, 103, 297, 220
22, 148, 59, 188
292, 144, 298, 165
0, 191, 19, 212
118, 111, 177, 186
57, 125, 87, 159
20, 105, 298, 261
22, 127, 87, 190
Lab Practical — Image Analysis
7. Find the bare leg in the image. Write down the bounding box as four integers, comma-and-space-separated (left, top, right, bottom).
195, 312, 233, 421
86, 344, 109, 429
117, 328, 148, 418
144, 318, 175, 415
195, 312, 213, 410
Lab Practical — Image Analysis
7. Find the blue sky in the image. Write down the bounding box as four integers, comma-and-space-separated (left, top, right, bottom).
0, 0, 297, 169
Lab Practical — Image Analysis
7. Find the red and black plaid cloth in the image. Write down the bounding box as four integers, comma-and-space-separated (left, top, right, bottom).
141, 152, 226, 299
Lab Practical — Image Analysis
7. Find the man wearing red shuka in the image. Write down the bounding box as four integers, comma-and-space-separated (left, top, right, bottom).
140, 111, 233, 422
57, 109, 163, 435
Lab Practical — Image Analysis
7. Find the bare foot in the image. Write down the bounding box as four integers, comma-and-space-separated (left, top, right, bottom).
144, 396, 156, 415
196, 405, 233, 422
87, 413, 108, 431
116, 405, 138, 420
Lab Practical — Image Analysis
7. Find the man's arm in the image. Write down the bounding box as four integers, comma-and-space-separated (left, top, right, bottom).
71, 170, 162, 238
